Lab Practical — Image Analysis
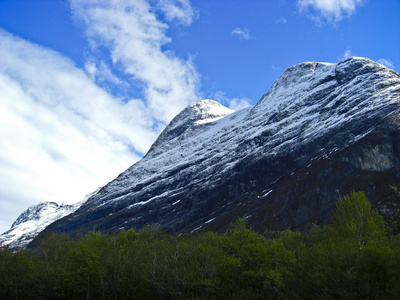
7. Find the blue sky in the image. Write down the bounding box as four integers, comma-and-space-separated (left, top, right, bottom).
0, 0, 399, 234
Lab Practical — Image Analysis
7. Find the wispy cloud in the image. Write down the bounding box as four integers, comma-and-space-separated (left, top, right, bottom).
336, 49, 353, 62
0, 0, 201, 232
70, 0, 200, 123
377, 58, 394, 69
0, 29, 152, 223
85, 59, 126, 86
157, 0, 199, 26
212, 91, 251, 111
231, 27, 253, 40
344, 49, 352, 59
276, 17, 287, 24
271, 64, 281, 71
297, 0, 364, 24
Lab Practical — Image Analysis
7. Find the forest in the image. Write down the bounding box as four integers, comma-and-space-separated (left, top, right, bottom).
1, 191, 399, 299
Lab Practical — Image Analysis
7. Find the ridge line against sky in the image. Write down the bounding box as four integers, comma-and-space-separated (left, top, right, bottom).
0, 0, 399, 234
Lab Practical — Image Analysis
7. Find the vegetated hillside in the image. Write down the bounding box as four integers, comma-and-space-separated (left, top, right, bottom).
27, 57, 400, 240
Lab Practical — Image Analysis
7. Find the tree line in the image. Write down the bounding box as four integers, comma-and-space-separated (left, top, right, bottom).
1, 191, 399, 299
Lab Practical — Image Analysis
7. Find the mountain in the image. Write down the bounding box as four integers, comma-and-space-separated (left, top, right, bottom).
0, 202, 80, 248
0, 194, 93, 248
11, 57, 400, 246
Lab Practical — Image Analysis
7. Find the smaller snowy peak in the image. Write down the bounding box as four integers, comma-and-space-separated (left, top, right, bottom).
147, 100, 234, 156
191, 100, 235, 125
0, 200, 85, 249
10, 202, 60, 229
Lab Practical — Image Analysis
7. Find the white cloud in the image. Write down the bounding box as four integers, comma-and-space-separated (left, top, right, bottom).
228, 98, 252, 111
276, 17, 288, 24
0, 0, 203, 234
158, 0, 198, 26
337, 49, 356, 62
231, 27, 253, 40
271, 64, 281, 71
70, 0, 200, 123
85, 59, 125, 86
0, 29, 160, 232
213, 91, 251, 111
297, 0, 364, 24
377, 58, 394, 69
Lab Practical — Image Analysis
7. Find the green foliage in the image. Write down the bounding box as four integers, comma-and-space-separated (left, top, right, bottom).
215, 218, 296, 299
0, 191, 398, 299
289, 191, 399, 299
386, 209, 400, 235
331, 191, 389, 244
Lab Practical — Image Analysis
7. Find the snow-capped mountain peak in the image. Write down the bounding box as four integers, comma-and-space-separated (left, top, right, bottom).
10, 202, 61, 229
147, 99, 234, 156
4, 57, 400, 247
0, 189, 98, 248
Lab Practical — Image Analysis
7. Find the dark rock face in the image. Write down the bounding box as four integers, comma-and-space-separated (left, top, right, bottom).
40, 57, 400, 237
248, 128, 400, 232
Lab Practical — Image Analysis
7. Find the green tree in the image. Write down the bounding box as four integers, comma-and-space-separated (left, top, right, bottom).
290, 192, 398, 299
217, 218, 295, 299
84, 231, 124, 299
64, 241, 100, 299
330, 191, 388, 244
33, 231, 73, 299
185, 232, 223, 298
0, 247, 36, 299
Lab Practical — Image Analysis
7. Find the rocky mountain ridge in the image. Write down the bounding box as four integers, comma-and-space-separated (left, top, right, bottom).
45, 57, 399, 236
3, 57, 400, 247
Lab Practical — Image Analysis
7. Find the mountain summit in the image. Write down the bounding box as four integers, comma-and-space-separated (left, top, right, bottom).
0, 201, 82, 248
4, 57, 400, 247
